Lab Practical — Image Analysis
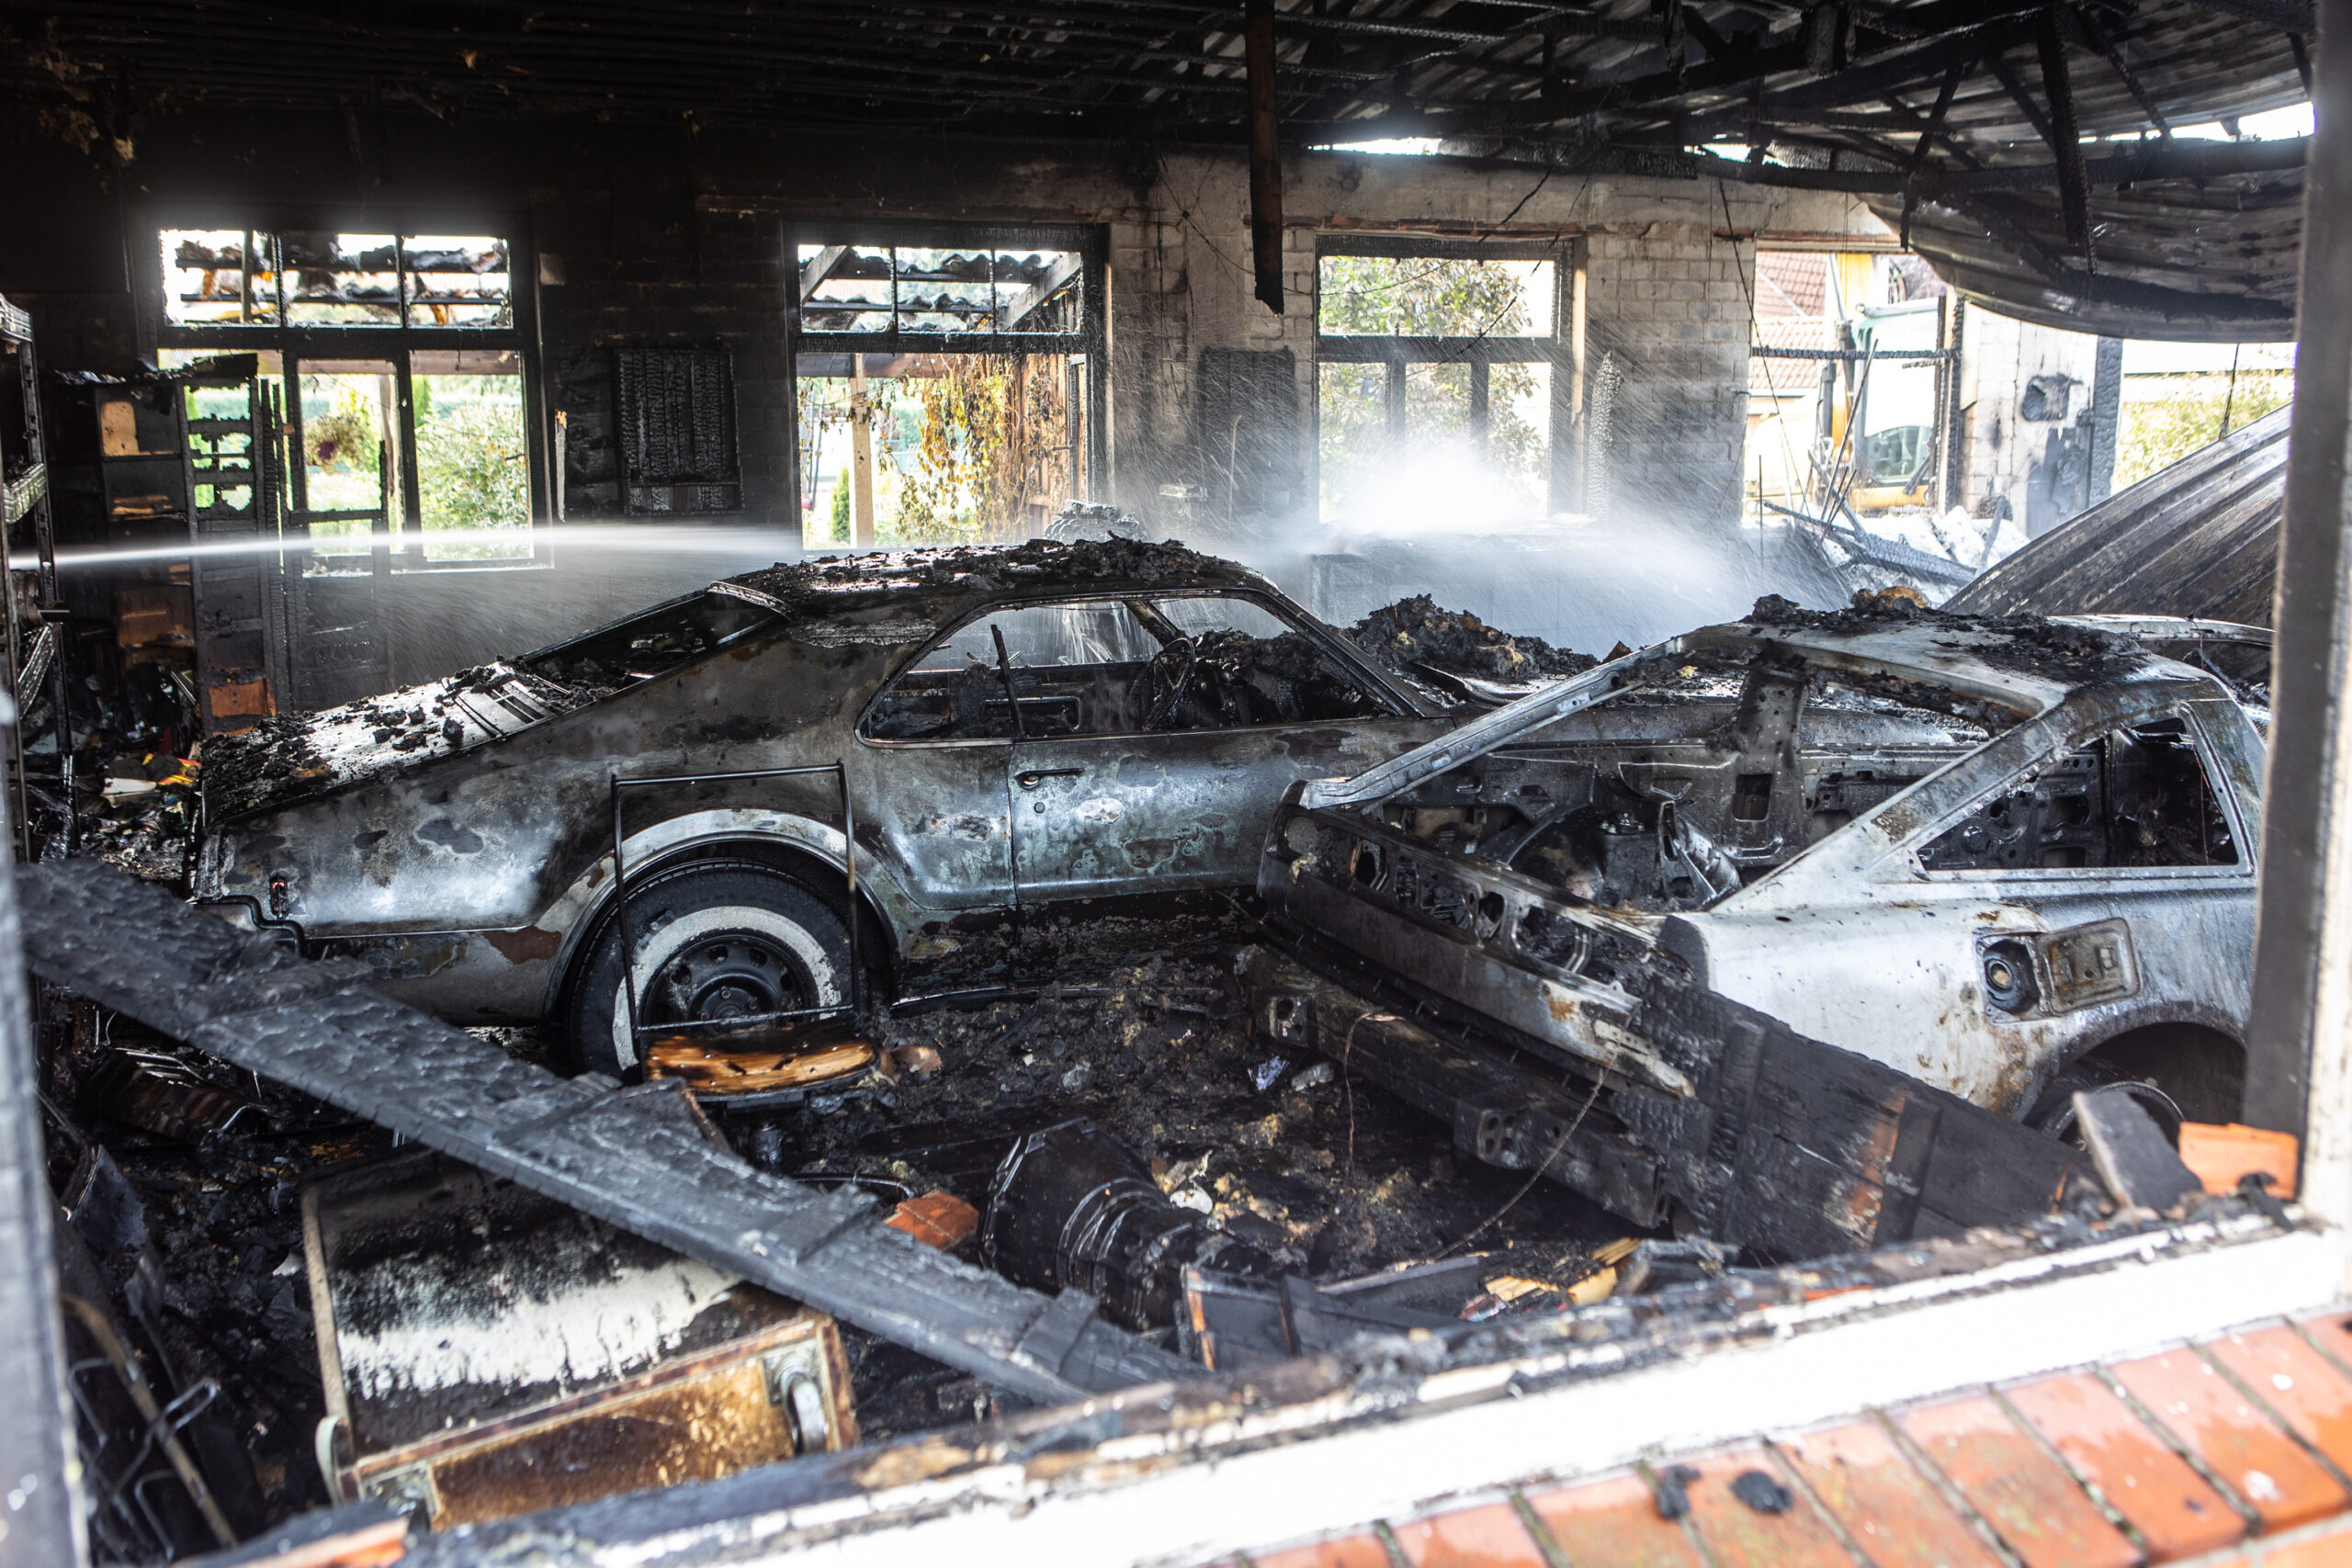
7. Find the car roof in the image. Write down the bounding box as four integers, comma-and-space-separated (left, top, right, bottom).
718, 538, 1267, 620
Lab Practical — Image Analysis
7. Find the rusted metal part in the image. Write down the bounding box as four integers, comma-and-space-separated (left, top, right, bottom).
644, 1038, 877, 1098
17, 861, 1202, 1405
305, 1149, 856, 1529
194, 540, 1446, 1033
1258, 604, 2264, 1233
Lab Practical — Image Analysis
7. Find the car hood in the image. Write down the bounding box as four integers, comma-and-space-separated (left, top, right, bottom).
201, 662, 595, 821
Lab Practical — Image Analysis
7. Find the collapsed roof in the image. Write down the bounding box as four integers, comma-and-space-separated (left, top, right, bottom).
0, 2, 2310, 340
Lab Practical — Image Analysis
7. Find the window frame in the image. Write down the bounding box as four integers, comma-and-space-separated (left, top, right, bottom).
1885, 684, 2262, 886
783, 219, 1111, 529
1313, 234, 1581, 520
135, 207, 550, 571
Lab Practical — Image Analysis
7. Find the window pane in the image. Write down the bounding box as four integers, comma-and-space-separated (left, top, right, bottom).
896, 248, 998, 335
284, 232, 401, 325
1405, 362, 1473, 439
410, 349, 530, 560
296, 361, 396, 557
993, 249, 1083, 334
1317, 362, 1388, 525
1152, 595, 1291, 639
1493, 360, 1554, 512
800, 245, 896, 333
403, 234, 511, 329
161, 230, 279, 325
1317, 255, 1555, 337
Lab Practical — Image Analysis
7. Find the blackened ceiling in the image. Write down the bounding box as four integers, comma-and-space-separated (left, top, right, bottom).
0, 1, 2316, 339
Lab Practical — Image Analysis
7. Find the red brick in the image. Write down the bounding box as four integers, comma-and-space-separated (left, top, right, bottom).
1773, 1421, 2005, 1568
1897, 1393, 2143, 1568
1250, 1535, 1396, 1568
2208, 1325, 2352, 1477
2003, 1372, 2245, 1561
1662, 1446, 1853, 1568
2263, 1516, 2352, 1568
2109, 1350, 2347, 1531
1388, 1503, 1546, 1568
1522, 1472, 1706, 1568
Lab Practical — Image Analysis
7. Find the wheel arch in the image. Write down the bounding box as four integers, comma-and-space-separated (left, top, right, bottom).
537, 812, 902, 1021
2035, 1008, 2247, 1127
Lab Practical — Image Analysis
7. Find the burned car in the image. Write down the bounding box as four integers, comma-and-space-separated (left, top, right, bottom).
197, 540, 1449, 1072
1254, 599, 2268, 1225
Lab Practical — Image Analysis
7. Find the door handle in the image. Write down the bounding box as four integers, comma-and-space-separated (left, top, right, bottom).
1016, 768, 1083, 790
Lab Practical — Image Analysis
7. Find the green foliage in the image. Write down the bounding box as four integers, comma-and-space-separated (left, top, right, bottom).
414, 399, 527, 535
830, 474, 851, 539
1315, 255, 1555, 519
2116, 372, 2292, 490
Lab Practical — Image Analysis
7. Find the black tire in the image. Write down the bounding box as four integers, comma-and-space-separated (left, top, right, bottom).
563, 861, 852, 1077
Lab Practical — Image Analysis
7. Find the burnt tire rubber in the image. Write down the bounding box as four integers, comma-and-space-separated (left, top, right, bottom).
563, 862, 851, 1078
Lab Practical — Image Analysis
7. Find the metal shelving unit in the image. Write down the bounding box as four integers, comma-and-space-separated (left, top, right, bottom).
0, 293, 69, 856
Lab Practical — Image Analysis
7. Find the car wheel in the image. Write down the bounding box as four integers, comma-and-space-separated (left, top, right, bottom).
564, 862, 852, 1077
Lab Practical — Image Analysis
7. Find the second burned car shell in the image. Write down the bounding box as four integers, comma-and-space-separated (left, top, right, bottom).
196, 539, 1450, 1030
1256, 602, 2267, 1149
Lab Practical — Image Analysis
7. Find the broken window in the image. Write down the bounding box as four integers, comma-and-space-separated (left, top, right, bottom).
863, 592, 1393, 742
162, 230, 511, 331
152, 228, 537, 567
792, 225, 1099, 545
1922, 716, 2242, 872
1316, 240, 1566, 525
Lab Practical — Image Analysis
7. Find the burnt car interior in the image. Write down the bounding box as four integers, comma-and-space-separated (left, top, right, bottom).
864, 593, 1396, 742
2, 7, 2346, 1561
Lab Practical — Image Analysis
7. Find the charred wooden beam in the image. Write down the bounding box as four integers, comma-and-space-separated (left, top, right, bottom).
13, 862, 1202, 1406
2035, 6, 2095, 266
1247, 0, 1284, 316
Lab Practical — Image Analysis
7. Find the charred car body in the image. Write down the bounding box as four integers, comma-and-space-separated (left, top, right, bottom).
1254, 600, 2268, 1228
196, 540, 1449, 1071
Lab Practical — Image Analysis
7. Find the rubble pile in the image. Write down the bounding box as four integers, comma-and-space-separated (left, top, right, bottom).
44, 1005, 393, 1535
1348, 595, 1600, 684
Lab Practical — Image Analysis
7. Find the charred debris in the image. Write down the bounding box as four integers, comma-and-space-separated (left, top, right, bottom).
19, 590, 2295, 1558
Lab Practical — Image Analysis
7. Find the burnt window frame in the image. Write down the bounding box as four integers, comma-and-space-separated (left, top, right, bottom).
782, 219, 1111, 533
1312, 233, 1581, 521
1893, 684, 2260, 885
134, 206, 552, 571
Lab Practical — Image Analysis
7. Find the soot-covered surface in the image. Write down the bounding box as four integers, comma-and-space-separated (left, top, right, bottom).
770, 946, 1638, 1437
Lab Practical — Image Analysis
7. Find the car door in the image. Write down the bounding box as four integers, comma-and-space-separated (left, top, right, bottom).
852, 615, 1022, 935
1007, 590, 1450, 907
1692, 689, 2255, 1115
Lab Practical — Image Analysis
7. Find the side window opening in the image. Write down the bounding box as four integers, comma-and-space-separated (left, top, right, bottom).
864, 600, 1160, 742
1135, 594, 1393, 731
1920, 716, 2239, 872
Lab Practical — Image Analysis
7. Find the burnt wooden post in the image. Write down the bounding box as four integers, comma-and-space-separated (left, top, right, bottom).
2246, 0, 2352, 1222
1246, 0, 1285, 316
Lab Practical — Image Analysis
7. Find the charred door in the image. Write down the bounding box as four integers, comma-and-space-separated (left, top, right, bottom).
1010, 592, 1444, 908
